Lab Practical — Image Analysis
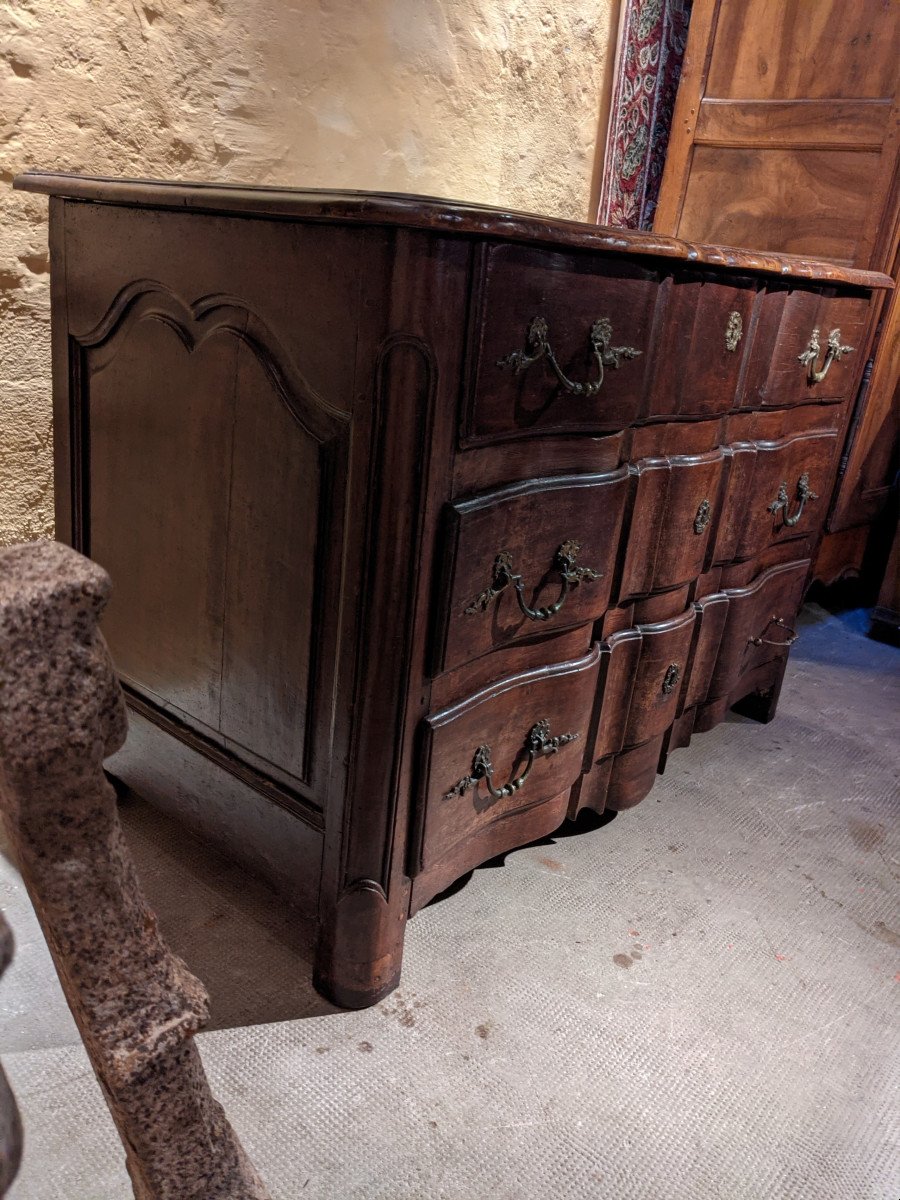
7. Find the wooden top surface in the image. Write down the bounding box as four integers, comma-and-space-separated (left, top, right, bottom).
14, 170, 893, 290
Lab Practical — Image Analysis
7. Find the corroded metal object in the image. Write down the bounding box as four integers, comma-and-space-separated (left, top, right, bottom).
662, 663, 681, 695
443, 719, 580, 803
768, 471, 818, 527
465, 539, 602, 621
0, 541, 270, 1200
797, 326, 854, 384
0, 917, 22, 1197
496, 315, 642, 396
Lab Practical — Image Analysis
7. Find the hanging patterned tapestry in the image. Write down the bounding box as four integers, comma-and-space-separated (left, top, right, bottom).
597, 0, 693, 230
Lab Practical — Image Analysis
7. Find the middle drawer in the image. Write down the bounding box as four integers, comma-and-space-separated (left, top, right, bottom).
435, 467, 630, 673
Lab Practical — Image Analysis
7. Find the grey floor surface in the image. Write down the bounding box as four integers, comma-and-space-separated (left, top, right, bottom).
1, 603, 898, 1200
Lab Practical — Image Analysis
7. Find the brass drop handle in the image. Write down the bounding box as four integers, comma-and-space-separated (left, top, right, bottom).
767, 472, 818, 527
465, 539, 601, 622
442, 719, 580, 803
748, 616, 799, 648
496, 315, 641, 396
797, 327, 854, 385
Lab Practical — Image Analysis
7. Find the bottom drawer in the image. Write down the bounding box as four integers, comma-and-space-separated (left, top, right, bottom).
593, 606, 697, 761
706, 558, 810, 704
411, 644, 601, 894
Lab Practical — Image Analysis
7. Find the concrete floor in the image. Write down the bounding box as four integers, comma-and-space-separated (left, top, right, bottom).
1, 602, 898, 1200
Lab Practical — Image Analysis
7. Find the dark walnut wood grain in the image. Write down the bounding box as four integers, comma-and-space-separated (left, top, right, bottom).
19, 171, 892, 1008
464, 243, 660, 441
619, 449, 726, 598
646, 273, 758, 418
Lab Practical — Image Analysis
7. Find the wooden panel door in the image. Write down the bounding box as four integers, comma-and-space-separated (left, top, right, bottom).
654, 0, 900, 273
85, 290, 351, 795
68, 206, 359, 807
653, 0, 899, 576
828, 244, 900, 532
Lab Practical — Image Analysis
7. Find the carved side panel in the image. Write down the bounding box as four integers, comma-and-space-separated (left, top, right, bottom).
73, 283, 350, 809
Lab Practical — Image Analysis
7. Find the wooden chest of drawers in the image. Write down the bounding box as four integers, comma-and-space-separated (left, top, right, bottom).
16, 172, 892, 1008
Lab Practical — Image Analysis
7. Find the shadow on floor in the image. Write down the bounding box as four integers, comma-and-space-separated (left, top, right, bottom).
117, 790, 340, 1030
792, 603, 899, 669
427, 808, 618, 908
117, 788, 624, 1028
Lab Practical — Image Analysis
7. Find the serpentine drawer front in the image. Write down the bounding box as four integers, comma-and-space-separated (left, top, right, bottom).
647, 272, 757, 418
718, 430, 840, 562
437, 468, 629, 672
19, 171, 890, 1008
704, 559, 811, 709
620, 449, 727, 598
413, 644, 601, 906
746, 287, 871, 406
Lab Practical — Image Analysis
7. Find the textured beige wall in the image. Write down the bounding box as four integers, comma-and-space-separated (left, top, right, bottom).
0, 0, 617, 545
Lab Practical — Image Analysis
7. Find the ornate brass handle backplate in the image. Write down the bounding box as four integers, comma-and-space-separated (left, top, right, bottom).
442, 719, 579, 803
797, 327, 854, 385
465, 539, 601, 621
497, 316, 641, 396
768, 472, 818, 528
748, 616, 799, 648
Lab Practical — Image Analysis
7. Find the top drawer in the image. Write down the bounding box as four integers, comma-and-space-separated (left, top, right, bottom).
744, 286, 871, 407
463, 242, 660, 443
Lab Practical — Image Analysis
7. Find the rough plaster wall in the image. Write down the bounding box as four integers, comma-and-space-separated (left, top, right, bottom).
0, 0, 617, 545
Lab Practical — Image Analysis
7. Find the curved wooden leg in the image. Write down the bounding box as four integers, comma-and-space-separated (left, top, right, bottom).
313, 880, 407, 1009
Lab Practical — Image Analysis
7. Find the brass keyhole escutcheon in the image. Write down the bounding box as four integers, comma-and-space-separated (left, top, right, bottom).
662, 663, 680, 695
694, 498, 711, 535
725, 311, 742, 352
